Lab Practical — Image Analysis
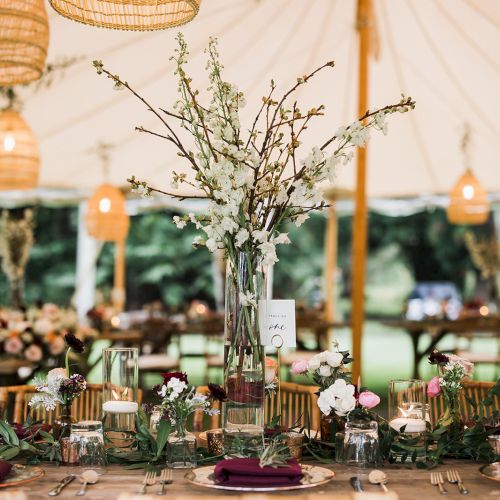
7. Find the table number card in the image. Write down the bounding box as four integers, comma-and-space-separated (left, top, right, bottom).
258, 299, 296, 348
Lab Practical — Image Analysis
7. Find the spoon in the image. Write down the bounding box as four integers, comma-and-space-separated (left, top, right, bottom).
76, 470, 99, 496
368, 469, 389, 493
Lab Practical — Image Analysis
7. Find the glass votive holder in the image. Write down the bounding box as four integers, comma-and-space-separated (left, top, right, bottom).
284, 431, 304, 460
102, 347, 139, 450
488, 434, 500, 455
206, 429, 224, 456
70, 421, 106, 474
342, 419, 379, 468
388, 379, 427, 462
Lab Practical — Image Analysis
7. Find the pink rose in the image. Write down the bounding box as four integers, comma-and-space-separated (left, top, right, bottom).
427, 376, 442, 397
48, 367, 67, 380
265, 357, 277, 384
291, 359, 309, 375
25, 344, 43, 362
447, 354, 474, 378
4, 336, 23, 354
358, 390, 380, 409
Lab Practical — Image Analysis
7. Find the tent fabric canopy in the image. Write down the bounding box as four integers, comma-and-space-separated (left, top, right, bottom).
8, 0, 500, 201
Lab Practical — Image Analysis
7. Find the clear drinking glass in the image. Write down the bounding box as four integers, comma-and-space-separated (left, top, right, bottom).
70, 421, 106, 474
342, 419, 379, 467
388, 379, 427, 462
102, 347, 139, 450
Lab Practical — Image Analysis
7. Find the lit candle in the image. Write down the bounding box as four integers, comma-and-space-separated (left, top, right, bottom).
389, 417, 426, 433
102, 401, 138, 414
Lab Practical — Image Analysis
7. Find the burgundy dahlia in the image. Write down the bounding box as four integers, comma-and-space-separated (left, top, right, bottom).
208, 383, 227, 402
161, 371, 188, 385
428, 350, 449, 366
64, 331, 85, 353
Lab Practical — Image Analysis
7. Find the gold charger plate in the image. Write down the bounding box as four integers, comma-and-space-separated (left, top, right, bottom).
0, 464, 44, 488
479, 462, 500, 482
185, 464, 335, 492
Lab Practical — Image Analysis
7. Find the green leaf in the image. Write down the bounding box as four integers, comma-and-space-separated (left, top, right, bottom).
155, 420, 171, 459
0, 446, 20, 460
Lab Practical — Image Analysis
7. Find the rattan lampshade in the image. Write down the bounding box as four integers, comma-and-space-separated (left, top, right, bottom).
48, 0, 201, 31
0, 109, 40, 190
0, 0, 49, 86
447, 169, 490, 225
86, 183, 130, 242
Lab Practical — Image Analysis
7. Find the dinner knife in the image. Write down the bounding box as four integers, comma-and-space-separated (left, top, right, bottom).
48, 474, 76, 496
350, 476, 364, 492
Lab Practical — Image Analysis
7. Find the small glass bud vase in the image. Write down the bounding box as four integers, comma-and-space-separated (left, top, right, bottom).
102, 348, 139, 450
388, 379, 427, 462
166, 423, 197, 468
342, 419, 379, 468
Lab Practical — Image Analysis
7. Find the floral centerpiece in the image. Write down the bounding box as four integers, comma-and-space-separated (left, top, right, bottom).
291, 343, 380, 442
93, 33, 414, 449
29, 332, 87, 457
427, 350, 474, 430
151, 371, 220, 468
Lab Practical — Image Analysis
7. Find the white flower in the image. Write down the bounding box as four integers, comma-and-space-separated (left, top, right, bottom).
319, 364, 332, 377
325, 351, 344, 368
307, 355, 321, 371
206, 238, 218, 252
252, 229, 268, 243
240, 291, 257, 308
273, 233, 290, 245
258, 241, 278, 266
235, 228, 249, 247
193, 235, 204, 246
294, 213, 309, 227
335, 394, 356, 416
167, 378, 187, 394
317, 388, 335, 416
173, 216, 187, 229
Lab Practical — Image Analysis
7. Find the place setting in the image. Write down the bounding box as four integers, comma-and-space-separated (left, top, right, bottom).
0, 0, 499, 499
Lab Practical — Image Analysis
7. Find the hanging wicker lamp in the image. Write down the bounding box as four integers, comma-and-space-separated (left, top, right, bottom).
0, 0, 49, 86
0, 109, 40, 190
447, 168, 489, 225
86, 183, 130, 242
48, 0, 201, 31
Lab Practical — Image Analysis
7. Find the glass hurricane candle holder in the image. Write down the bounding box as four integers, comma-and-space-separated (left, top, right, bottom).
102, 347, 139, 450
388, 379, 427, 462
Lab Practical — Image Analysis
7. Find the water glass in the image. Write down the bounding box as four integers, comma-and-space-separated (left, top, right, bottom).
70, 420, 107, 474
342, 419, 379, 467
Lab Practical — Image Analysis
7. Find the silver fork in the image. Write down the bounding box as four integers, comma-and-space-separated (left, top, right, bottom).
447, 469, 469, 495
431, 472, 448, 495
138, 471, 156, 495
157, 469, 173, 496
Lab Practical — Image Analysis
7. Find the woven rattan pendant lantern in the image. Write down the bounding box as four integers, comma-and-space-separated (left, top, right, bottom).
0, 0, 49, 86
0, 109, 40, 190
48, 0, 201, 31
447, 127, 489, 225
86, 183, 130, 242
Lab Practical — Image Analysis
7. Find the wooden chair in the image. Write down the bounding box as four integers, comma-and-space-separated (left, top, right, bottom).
193, 382, 320, 432
0, 384, 143, 424
429, 380, 499, 425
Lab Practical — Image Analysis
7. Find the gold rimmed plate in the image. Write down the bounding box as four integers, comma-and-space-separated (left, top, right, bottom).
479, 462, 500, 482
185, 464, 335, 492
0, 464, 44, 488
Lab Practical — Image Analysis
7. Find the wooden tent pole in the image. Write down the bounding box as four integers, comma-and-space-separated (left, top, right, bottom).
112, 238, 126, 312
351, 0, 371, 383
324, 204, 338, 345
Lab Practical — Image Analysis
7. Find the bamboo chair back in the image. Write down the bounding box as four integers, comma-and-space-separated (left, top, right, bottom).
0, 384, 142, 424
193, 382, 320, 432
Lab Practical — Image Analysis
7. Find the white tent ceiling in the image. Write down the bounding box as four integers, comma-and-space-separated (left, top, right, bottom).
5, 0, 500, 203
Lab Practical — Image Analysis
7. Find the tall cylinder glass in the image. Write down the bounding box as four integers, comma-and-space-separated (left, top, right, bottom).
222, 251, 267, 454
102, 347, 139, 450
388, 379, 427, 462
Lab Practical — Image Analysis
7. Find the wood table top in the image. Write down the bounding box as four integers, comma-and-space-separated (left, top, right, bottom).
10, 460, 499, 500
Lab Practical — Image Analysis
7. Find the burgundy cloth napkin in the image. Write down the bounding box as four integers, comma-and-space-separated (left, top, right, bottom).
214, 458, 303, 487
0, 460, 13, 483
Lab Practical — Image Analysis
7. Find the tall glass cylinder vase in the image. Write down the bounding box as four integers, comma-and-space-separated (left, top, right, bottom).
222, 251, 267, 454
102, 348, 139, 451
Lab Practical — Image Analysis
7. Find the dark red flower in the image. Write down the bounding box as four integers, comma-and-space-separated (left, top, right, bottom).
428, 350, 449, 366
161, 371, 188, 385
208, 383, 227, 402
64, 331, 85, 353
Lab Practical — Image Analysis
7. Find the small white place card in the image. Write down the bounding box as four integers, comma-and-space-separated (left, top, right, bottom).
258, 299, 296, 348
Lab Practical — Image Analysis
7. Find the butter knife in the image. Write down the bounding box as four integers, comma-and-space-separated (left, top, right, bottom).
350, 476, 364, 492
48, 475, 75, 496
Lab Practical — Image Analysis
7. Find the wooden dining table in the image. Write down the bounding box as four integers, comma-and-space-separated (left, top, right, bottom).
10, 459, 498, 499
